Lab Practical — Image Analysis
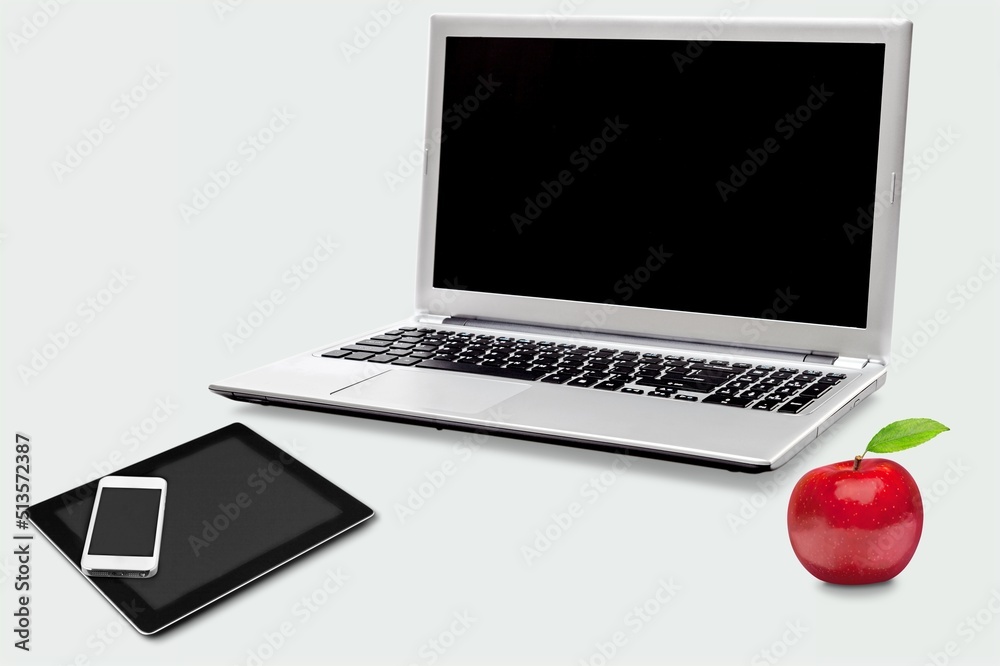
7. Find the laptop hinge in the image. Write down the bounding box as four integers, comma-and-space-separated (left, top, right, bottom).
803, 353, 837, 365
832, 356, 869, 369
416, 314, 449, 325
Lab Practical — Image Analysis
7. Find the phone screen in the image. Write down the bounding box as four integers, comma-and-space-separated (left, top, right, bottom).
88, 487, 162, 556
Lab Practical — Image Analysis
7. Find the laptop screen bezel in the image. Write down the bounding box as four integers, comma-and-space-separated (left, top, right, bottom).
415, 14, 911, 364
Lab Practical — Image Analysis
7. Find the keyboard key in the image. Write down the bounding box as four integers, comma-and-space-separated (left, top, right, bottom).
621, 388, 644, 395
800, 383, 833, 399
752, 400, 779, 411
372, 334, 401, 342
341, 344, 388, 354
391, 357, 421, 366
387, 349, 412, 357
322, 349, 352, 358
778, 398, 815, 414
367, 354, 396, 364
416, 359, 547, 381
358, 338, 393, 347
567, 377, 599, 388
702, 394, 752, 408
732, 363, 753, 369
411, 351, 434, 359
756, 365, 776, 371
674, 394, 699, 401
648, 391, 675, 398
635, 376, 723, 393
541, 374, 574, 384
344, 352, 374, 361
826, 372, 847, 379
593, 382, 622, 391
688, 363, 741, 373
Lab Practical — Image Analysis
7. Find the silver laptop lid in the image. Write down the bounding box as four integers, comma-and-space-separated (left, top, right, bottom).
415, 15, 912, 364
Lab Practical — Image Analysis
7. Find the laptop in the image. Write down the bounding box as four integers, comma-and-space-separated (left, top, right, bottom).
210, 14, 913, 472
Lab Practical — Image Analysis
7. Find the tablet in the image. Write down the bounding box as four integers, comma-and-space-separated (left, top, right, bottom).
28, 423, 374, 634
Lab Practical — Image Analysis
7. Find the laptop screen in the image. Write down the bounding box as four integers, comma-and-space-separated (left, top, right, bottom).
432, 36, 885, 329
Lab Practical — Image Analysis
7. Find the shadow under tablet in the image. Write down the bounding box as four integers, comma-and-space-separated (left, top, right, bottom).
28, 423, 374, 634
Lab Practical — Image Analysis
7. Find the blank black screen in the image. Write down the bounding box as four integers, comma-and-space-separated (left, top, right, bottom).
89, 488, 161, 556
62, 437, 342, 609
432, 37, 885, 328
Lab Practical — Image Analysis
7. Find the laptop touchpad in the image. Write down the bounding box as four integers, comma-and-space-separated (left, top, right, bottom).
331, 370, 529, 416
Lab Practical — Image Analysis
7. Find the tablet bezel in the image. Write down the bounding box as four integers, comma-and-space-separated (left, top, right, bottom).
28, 422, 374, 635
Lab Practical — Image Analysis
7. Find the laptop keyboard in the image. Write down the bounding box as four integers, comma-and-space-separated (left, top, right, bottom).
321, 327, 848, 414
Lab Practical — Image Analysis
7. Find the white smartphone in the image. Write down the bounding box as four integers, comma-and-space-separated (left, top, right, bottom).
81, 476, 167, 578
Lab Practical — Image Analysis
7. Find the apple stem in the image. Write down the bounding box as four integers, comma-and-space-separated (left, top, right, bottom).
853, 454, 865, 471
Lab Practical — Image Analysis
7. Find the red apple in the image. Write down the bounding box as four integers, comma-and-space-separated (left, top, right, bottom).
787, 457, 923, 585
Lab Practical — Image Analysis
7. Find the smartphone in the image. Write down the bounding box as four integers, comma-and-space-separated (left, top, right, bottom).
81, 476, 167, 578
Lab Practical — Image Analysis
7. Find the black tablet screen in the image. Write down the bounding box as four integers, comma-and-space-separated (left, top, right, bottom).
56, 436, 342, 610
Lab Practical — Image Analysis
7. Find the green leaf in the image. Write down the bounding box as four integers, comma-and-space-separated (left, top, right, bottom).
865, 418, 950, 454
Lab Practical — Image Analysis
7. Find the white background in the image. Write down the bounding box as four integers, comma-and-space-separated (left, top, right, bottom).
2, 0, 998, 664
